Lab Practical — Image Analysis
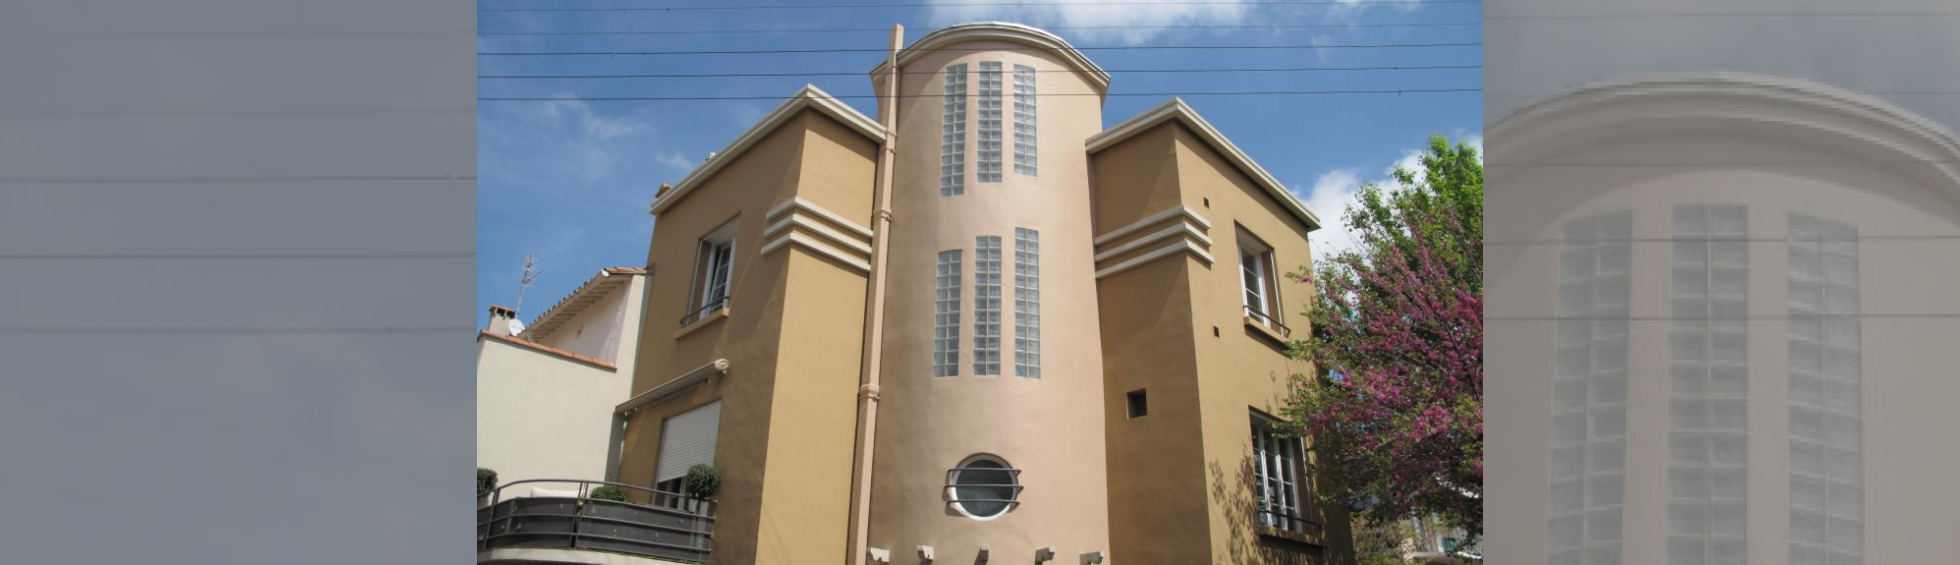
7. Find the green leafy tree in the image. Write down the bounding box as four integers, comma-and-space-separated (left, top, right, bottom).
1352, 516, 1418, 565
1282, 134, 1483, 543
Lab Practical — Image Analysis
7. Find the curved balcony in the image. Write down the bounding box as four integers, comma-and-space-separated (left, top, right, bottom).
478, 479, 715, 564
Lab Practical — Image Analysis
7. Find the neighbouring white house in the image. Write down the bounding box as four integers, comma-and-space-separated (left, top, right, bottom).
476, 267, 649, 490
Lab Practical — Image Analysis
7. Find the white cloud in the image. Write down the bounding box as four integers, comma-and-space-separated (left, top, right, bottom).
541, 97, 652, 141
923, 0, 1254, 45
1300, 169, 1366, 259
655, 152, 698, 173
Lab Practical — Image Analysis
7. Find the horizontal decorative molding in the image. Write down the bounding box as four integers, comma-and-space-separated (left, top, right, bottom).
764, 214, 874, 256
766, 197, 874, 239
1094, 240, 1215, 280
1094, 204, 1212, 246
1093, 204, 1215, 279
760, 232, 872, 274
1094, 222, 1212, 263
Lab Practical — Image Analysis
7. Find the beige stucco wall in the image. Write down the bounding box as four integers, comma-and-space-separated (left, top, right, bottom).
1484, 78, 1960, 564
1092, 119, 1354, 564
620, 108, 877, 565
865, 31, 1114, 563
476, 335, 635, 487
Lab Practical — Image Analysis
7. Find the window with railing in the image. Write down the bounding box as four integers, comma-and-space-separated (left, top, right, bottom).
1239, 228, 1289, 336
1253, 412, 1307, 533
683, 220, 737, 326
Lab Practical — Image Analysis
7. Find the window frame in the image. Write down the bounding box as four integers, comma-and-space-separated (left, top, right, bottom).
1238, 227, 1283, 329
1251, 411, 1309, 534
945, 453, 1022, 520
684, 219, 739, 326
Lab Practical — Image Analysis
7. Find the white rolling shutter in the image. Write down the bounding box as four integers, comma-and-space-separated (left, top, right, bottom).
656, 401, 721, 483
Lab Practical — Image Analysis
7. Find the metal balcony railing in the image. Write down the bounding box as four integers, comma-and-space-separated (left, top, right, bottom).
1244, 305, 1293, 337
477, 479, 715, 563
679, 296, 729, 327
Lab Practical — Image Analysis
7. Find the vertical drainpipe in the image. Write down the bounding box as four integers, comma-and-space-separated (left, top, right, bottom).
848, 23, 903, 565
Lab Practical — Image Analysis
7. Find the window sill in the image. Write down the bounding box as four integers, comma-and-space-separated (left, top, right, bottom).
1256, 524, 1325, 548
674, 307, 729, 340
1243, 316, 1289, 347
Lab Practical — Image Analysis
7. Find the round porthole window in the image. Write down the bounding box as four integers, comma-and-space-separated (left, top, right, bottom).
947, 455, 1020, 519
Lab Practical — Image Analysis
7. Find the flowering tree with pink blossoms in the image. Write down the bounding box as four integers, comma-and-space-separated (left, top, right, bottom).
1282, 135, 1483, 544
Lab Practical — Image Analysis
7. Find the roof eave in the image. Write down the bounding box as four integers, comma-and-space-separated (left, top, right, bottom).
869, 22, 1111, 94
519, 268, 643, 341
649, 84, 887, 216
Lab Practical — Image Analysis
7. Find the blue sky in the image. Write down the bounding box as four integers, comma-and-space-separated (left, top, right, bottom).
477, 0, 1483, 328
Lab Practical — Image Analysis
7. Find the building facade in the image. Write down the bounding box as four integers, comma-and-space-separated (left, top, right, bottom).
1485, 74, 1960, 564
608, 23, 1352, 565
477, 267, 649, 490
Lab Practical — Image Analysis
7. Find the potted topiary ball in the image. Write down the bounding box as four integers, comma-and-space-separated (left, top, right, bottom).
588, 485, 627, 502
477, 468, 499, 499
683, 464, 721, 513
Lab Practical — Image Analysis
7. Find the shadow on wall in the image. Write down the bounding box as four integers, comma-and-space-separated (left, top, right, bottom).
1208, 457, 1334, 565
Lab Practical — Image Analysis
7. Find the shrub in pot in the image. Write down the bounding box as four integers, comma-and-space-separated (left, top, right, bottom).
685, 465, 721, 500
477, 468, 499, 498
588, 485, 627, 502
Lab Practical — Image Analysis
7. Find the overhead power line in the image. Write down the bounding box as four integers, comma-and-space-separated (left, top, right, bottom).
478, 21, 1484, 36
1488, 11, 1960, 21
478, 41, 1482, 56
480, 88, 1481, 101
481, 0, 1481, 13
479, 64, 1483, 79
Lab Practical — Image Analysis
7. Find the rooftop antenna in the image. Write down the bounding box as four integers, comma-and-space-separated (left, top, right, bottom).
514, 252, 543, 316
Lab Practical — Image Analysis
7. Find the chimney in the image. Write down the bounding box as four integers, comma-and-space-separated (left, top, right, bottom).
487, 304, 519, 336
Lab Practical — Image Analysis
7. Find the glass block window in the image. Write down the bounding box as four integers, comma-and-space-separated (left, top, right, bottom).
1012, 64, 1037, 176
977, 62, 1003, 183
1668, 205, 1749, 565
1787, 215, 1863, 565
973, 236, 1002, 375
940, 64, 967, 197
1013, 228, 1040, 378
1549, 211, 1632, 565
934, 250, 963, 377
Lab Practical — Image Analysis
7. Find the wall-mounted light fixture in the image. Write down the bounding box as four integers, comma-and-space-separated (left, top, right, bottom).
867, 547, 891, 564
917, 545, 934, 562
1035, 547, 1057, 563
1080, 550, 1106, 564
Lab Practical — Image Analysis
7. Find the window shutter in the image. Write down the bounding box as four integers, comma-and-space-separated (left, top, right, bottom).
657, 401, 722, 483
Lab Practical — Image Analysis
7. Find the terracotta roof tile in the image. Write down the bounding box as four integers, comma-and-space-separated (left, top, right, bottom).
477, 331, 616, 371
